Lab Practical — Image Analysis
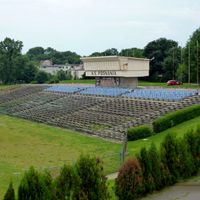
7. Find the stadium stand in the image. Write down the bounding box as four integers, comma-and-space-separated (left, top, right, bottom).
0, 85, 199, 141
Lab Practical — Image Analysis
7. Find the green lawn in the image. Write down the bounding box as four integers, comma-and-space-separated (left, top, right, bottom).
138, 80, 200, 88
60, 79, 95, 84
0, 115, 200, 198
0, 84, 21, 91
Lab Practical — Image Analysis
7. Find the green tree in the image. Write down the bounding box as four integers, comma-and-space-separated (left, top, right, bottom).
162, 46, 181, 81
18, 167, 51, 200
26, 47, 45, 61
148, 143, 161, 190
144, 38, 178, 81
160, 134, 179, 184
0, 37, 23, 83
4, 182, 15, 200
56, 70, 67, 81
73, 155, 109, 200
54, 165, 74, 200
184, 27, 200, 83
35, 71, 49, 83
137, 147, 154, 194
120, 48, 144, 58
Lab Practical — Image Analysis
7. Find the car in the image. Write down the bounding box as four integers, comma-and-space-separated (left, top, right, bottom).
167, 80, 182, 86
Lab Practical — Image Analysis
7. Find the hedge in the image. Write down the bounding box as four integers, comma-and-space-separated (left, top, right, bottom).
127, 125, 153, 141
153, 104, 200, 133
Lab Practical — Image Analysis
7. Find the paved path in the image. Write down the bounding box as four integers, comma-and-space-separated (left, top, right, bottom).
140, 185, 200, 200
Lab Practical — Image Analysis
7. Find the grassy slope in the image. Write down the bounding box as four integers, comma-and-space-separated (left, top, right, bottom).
0, 85, 21, 91
1, 115, 200, 197
139, 80, 200, 88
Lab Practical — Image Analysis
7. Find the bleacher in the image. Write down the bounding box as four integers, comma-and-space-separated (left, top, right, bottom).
0, 85, 199, 141
45, 85, 88, 93
123, 89, 196, 101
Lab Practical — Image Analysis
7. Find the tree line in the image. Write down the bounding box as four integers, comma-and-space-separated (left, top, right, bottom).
0, 27, 199, 84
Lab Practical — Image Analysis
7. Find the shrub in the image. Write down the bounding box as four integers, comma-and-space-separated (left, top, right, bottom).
153, 104, 200, 133
73, 155, 109, 200
115, 158, 143, 200
160, 134, 179, 184
137, 147, 154, 194
127, 125, 153, 141
176, 139, 194, 178
148, 143, 161, 190
35, 71, 49, 83
54, 164, 74, 200
4, 182, 15, 200
18, 167, 51, 200
184, 129, 200, 172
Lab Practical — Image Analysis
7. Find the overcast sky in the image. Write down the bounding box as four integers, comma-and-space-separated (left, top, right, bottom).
0, 0, 199, 55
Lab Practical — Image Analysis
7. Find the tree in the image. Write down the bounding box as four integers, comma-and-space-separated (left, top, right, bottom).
137, 147, 154, 194
120, 48, 144, 58
162, 46, 181, 81
35, 71, 49, 83
184, 27, 200, 83
4, 182, 15, 200
115, 158, 143, 200
148, 143, 161, 190
73, 155, 109, 200
26, 47, 45, 61
54, 165, 74, 200
160, 134, 179, 184
56, 70, 67, 81
15, 55, 38, 83
0, 37, 23, 83
18, 167, 51, 200
144, 38, 178, 81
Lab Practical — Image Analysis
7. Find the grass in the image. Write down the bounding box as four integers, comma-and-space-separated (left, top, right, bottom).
139, 80, 200, 89
60, 79, 95, 84
1, 115, 200, 198
0, 84, 21, 91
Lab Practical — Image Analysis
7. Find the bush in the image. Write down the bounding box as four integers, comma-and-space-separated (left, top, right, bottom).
148, 143, 161, 190
137, 147, 154, 194
4, 182, 15, 200
153, 104, 200, 133
73, 155, 109, 200
35, 71, 49, 83
127, 125, 153, 141
184, 128, 200, 172
54, 164, 74, 200
48, 76, 59, 84
115, 158, 143, 200
160, 134, 179, 184
176, 139, 194, 178
18, 167, 51, 200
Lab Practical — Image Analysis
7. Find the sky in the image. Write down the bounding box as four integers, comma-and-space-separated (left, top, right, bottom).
0, 0, 200, 55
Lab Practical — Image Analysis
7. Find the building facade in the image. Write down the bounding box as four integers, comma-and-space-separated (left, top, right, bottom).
81, 56, 150, 88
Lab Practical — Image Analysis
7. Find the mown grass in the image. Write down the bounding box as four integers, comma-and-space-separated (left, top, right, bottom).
0, 84, 21, 91
0, 115, 200, 198
139, 80, 200, 89
60, 79, 95, 84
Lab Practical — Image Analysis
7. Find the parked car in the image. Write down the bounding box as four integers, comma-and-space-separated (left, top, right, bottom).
167, 80, 182, 86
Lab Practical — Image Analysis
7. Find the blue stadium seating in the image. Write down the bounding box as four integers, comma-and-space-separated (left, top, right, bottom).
45, 85, 88, 93
123, 89, 196, 101
45, 85, 196, 100
80, 87, 131, 96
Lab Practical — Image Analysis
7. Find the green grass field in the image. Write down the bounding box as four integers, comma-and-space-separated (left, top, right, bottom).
59, 79, 200, 88
0, 84, 21, 91
1, 114, 200, 198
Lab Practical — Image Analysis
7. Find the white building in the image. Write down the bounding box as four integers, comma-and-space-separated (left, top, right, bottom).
81, 56, 150, 88
39, 60, 85, 79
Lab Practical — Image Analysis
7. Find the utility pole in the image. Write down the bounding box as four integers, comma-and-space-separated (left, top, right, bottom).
188, 43, 191, 84
197, 40, 199, 85
173, 47, 175, 79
